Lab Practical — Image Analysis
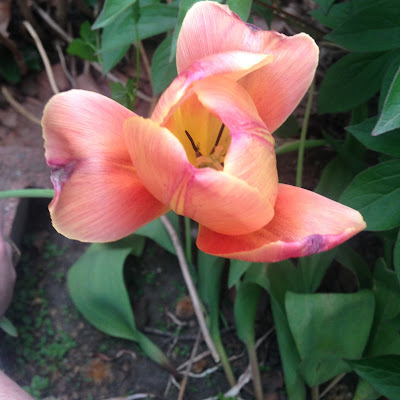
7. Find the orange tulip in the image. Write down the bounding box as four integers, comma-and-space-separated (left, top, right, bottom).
42, 1, 366, 262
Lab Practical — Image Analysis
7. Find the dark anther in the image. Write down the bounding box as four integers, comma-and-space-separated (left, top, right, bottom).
185, 130, 203, 157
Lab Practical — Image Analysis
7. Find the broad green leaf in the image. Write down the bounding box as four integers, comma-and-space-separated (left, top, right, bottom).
100, 3, 178, 72
313, 0, 335, 14
67, 240, 144, 341
0, 316, 18, 337
198, 251, 235, 384
274, 115, 299, 138
135, 213, 179, 255
271, 298, 306, 400
326, 1, 400, 52
151, 35, 177, 96
379, 53, 400, 111
109, 79, 135, 110
347, 117, 400, 157
228, 259, 253, 288
227, 0, 252, 21
318, 51, 394, 114
92, 0, 138, 29
373, 65, 400, 135
395, 229, 400, 283
286, 290, 375, 386
353, 379, 381, 400
234, 281, 260, 345
310, 2, 352, 30
67, 238, 173, 370
340, 160, 400, 231
347, 355, 400, 400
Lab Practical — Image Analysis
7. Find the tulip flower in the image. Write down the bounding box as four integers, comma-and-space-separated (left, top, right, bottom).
42, 1, 366, 262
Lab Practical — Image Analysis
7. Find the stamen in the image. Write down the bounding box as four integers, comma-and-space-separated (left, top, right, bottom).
210, 123, 225, 154
185, 130, 203, 157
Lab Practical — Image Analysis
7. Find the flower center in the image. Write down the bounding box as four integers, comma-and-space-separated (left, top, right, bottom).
185, 123, 228, 171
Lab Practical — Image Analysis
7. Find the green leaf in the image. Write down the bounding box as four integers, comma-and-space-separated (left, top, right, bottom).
313, 0, 335, 14
67, 239, 144, 341
326, 0, 400, 52
395, 229, 400, 283
347, 117, 400, 157
347, 355, 400, 400
234, 282, 260, 345
228, 259, 253, 288
340, 160, 400, 231
335, 245, 372, 289
286, 290, 375, 386
318, 51, 395, 114
67, 238, 174, 370
135, 213, 179, 255
274, 115, 299, 138
353, 379, 381, 400
151, 36, 177, 96
379, 53, 400, 111
0, 316, 18, 337
92, 0, 138, 29
310, 2, 352, 30
100, 3, 178, 72
227, 0, 252, 21
67, 39, 97, 61
373, 65, 400, 135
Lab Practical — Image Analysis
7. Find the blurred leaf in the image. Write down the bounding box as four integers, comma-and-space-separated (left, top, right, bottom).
312, 0, 335, 14
373, 65, 400, 135
227, 0, 252, 21
135, 213, 179, 255
395, 229, 400, 283
228, 259, 253, 288
68, 39, 97, 61
67, 238, 174, 370
0, 316, 18, 337
286, 290, 375, 386
310, 2, 352, 30
326, 0, 400, 52
318, 51, 395, 114
169, 0, 205, 63
151, 35, 177, 96
347, 117, 400, 157
347, 355, 400, 400
335, 245, 372, 289
353, 379, 381, 400
252, 1, 274, 27
0, 46, 20, 82
340, 160, 400, 231
100, 3, 178, 72
274, 115, 299, 138
110, 78, 135, 110
297, 249, 337, 293
92, 0, 138, 29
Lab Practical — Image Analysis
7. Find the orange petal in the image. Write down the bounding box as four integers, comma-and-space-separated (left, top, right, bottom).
42, 90, 167, 242
177, 1, 319, 132
124, 78, 278, 235
152, 51, 273, 126
197, 184, 366, 262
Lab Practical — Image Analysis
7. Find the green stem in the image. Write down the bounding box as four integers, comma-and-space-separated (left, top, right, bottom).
275, 139, 329, 155
0, 189, 54, 199
296, 79, 315, 187
212, 329, 236, 387
311, 385, 319, 400
131, 21, 141, 108
184, 217, 192, 266
248, 342, 263, 400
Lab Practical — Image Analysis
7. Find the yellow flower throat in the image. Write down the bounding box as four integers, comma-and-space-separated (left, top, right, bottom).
185, 123, 229, 171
